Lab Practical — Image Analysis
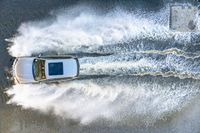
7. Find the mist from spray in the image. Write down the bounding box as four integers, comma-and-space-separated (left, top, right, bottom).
7, 76, 200, 125
79, 53, 200, 79
7, 5, 195, 57
6, 5, 200, 128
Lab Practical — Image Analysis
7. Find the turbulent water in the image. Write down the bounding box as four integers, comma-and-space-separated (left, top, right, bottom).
8, 5, 199, 57
7, 76, 200, 125
5, 2, 200, 133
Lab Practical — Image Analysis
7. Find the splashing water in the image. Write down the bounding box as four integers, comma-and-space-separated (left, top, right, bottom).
6, 5, 200, 127
79, 53, 200, 79
6, 76, 200, 125
7, 6, 194, 57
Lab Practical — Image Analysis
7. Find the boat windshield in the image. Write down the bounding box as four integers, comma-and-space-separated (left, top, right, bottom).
33, 59, 46, 81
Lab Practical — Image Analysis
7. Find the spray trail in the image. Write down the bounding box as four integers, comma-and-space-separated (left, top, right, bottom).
6, 5, 200, 127
7, 6, 197, 57
79, 53, 200, 79
6, 76, 200, 125
87, 41, 200, 58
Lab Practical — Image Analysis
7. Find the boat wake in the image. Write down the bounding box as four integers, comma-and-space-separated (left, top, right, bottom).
6, 76, 200, 125
6, 5, 200, 127
79, 52, 200, 79
7, 5, 198, 57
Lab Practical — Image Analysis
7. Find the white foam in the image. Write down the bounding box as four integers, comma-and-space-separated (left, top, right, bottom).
8, 6, 191, 57
6, 5, 200, 127
79, 54, 200, 79
7, 78, 199, 125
